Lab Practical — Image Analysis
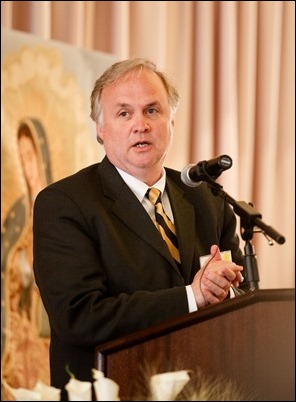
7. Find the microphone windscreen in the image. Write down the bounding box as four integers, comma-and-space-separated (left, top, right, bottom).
180, 164, 201, 187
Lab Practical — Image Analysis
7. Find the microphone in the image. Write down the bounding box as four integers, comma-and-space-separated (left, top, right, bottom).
181, 154, 233, 187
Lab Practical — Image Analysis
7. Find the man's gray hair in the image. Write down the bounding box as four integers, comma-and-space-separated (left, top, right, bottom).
90, 58, 180, 129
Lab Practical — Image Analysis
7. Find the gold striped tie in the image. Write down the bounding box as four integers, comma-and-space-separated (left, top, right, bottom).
146, 188, 181, 264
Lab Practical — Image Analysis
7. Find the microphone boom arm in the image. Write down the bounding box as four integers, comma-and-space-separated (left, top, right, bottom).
205, 179, 285, 291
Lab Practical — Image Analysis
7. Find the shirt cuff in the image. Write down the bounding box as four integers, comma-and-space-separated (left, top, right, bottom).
229, 286, 235, 298
186, 285, 198, 312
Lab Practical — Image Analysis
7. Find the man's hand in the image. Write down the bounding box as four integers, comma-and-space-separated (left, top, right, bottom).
191, 244, 244, 308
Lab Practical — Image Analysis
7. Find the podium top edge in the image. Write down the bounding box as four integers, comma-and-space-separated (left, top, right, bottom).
96, 288, 295, 355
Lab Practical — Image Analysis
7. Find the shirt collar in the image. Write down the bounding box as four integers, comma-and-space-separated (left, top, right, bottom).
116, 167, 166, 202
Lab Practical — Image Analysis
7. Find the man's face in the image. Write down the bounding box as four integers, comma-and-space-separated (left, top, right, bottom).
18, 135, 40, 190
97, 69, 175, 183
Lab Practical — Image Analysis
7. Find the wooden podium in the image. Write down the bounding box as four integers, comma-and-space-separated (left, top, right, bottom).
95, 289, 295, 401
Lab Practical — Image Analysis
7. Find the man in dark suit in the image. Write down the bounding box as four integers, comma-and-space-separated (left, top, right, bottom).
33, 58, 244, 399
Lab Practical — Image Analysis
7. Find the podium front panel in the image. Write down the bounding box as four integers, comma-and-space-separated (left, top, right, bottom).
96, 289, 295, 401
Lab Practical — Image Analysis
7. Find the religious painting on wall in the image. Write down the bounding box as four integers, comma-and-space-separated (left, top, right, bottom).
1, 28, 117, 399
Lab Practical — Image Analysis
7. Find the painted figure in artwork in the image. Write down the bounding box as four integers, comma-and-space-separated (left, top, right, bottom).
1, 118, 52, 398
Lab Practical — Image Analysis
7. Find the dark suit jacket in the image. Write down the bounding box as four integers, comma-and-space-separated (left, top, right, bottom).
33, 156, 245, 396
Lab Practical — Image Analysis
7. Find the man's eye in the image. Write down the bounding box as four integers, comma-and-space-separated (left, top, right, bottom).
119, 111, 128, 117
147, 108, 156, 115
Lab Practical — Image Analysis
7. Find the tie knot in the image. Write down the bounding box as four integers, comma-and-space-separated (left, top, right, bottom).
146, 187, 161, 205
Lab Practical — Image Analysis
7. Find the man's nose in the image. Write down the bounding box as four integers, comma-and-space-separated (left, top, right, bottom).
132, 116, 150, 133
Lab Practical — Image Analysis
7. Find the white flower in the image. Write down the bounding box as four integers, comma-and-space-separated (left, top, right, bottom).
91, 369, 105, 380
65, 378, 92, 401
1, 380, 61, 401
33, 381, 61, 401
92, 368, 120, 401
150, 370, 191, 401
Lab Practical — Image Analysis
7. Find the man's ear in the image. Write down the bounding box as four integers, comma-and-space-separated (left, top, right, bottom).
96, 124, 104, 144
171, 116, 175, 128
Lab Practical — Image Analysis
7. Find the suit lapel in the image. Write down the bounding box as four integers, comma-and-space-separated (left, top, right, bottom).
99, 158, 179, 271
166, 179, 196, 283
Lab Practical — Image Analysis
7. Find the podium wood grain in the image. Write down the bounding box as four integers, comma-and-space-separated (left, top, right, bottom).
96, 289, 295, 401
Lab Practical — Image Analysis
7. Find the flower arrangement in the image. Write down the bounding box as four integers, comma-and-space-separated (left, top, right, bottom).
2, 366, 252, 401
